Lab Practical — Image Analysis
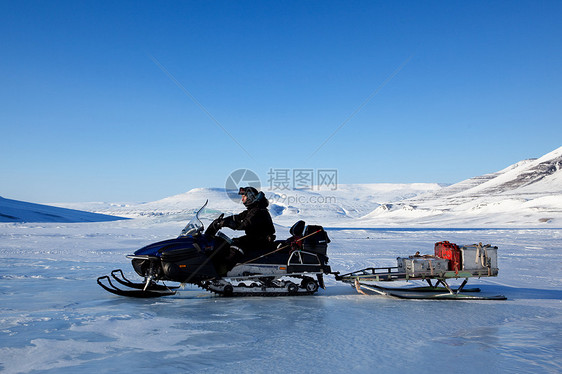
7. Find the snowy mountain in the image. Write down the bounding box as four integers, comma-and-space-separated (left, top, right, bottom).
35, 146, 562, 227
360, 146, 562, 227
61, 183, 443, 225
0, 196, 126, 223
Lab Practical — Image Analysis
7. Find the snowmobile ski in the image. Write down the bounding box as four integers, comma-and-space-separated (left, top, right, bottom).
352, 280, 507, 300
97, 274, 177, 298
109, 269, 180, 291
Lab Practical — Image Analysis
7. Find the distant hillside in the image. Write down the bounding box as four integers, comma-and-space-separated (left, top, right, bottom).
360, 146, 562, 227
60, 183, 442, 225
0, 196, 126, 223
48, 146, 562, 228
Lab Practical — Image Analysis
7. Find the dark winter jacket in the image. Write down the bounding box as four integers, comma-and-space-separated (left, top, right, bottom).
222, 192, 275, 241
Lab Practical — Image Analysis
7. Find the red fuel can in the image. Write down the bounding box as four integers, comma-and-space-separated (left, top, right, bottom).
435, 241, 462, 272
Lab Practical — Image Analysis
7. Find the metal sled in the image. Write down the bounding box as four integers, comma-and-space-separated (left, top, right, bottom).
334, 265, 507, 300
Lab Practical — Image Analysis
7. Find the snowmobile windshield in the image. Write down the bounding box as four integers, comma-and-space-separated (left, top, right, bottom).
179, 200, 207, 237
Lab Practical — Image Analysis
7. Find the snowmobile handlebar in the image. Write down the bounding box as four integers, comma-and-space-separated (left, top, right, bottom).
204, 213, 225, 237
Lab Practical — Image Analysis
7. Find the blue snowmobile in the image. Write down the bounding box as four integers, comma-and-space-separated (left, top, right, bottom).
97, 201, 331, 297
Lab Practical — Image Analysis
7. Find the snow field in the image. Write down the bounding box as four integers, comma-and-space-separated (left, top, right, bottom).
0, 220, 561, 373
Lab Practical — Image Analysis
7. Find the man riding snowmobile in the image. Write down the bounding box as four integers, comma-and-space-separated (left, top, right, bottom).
97, 198, 332, 297
209, 187, 275, 273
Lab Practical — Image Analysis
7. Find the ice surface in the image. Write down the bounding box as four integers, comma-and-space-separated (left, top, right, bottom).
1, 219, 561, 374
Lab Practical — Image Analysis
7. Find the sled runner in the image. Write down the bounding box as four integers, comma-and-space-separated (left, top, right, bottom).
97, 201, 332, 298
334, 242, 507, 300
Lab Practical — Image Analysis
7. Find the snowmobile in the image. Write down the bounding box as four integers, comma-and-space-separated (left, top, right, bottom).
97, 201, 331, 298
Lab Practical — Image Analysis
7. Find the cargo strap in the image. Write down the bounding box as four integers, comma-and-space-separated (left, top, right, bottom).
475, 242, 492, 276
354, 279, 368, 295
428, 259, 434, 276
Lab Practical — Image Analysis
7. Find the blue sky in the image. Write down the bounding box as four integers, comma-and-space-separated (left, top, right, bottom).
1, 1, 561, 203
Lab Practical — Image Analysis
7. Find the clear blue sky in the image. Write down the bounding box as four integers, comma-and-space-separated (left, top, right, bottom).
1, 1, 561, 203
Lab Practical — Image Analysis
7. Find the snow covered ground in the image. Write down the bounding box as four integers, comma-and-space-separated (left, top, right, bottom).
1, 218, 561, 373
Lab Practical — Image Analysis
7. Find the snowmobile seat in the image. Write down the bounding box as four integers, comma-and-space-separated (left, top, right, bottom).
289, 220, 305, 237
302, 225, 330, 256
274, 220, 306, 251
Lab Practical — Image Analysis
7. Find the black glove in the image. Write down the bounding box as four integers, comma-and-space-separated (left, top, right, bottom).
214, 213, 225, 230
221, 216, 236, 229
205, 214, 225, 237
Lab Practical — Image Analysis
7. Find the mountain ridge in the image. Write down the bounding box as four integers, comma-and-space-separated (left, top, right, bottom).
4, 147, 561, 227
359, 146, 562, 227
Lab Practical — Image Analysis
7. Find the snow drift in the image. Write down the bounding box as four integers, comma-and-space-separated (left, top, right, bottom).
0, 196, 126, 223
